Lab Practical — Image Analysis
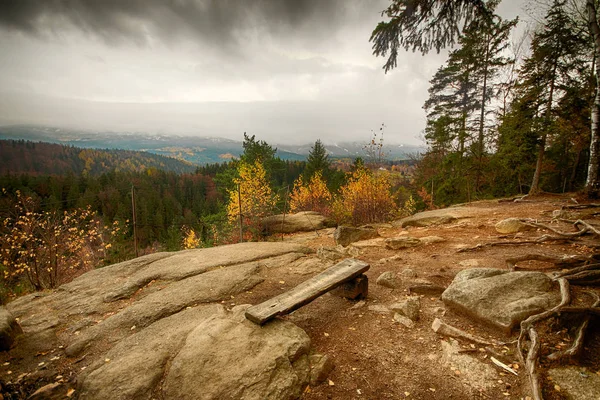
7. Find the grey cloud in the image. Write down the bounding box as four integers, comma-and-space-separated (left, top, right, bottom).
0, 0, 351, 50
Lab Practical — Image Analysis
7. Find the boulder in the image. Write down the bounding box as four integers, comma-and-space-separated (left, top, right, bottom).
385, 236, 421, 250
263, 211, 326, 234
547, 367, 600, 400
441, 268, 561, 333
79, 305, 312, 400
376, 271, 398, 288
395, 210, 457, 228
4, 243, 318, 399
334, 226, 379, 247
494, 218, 534, 234
390, 296, 420, 321
0, 307, 22, 350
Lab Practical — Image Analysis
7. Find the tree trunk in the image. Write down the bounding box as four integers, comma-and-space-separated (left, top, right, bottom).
587, 1, 600, 198
476, 37, 490, 191
529, 57, 558, 195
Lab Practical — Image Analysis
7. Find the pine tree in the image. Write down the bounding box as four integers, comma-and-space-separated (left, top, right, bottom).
303, 140, 330, 181
422, 8, 515, 201
513, 1, 586, 194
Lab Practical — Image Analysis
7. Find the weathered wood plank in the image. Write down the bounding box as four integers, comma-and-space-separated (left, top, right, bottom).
245, 258, 370, 325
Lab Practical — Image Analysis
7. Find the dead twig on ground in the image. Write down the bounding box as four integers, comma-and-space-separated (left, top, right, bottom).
431, 318, 503, 346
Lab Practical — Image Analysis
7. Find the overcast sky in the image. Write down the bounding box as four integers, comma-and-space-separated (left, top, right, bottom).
0, 0, 525, 146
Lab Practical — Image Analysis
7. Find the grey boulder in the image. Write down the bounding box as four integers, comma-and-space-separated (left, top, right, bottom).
334, 226, 379, 247
441, 268, 561, 333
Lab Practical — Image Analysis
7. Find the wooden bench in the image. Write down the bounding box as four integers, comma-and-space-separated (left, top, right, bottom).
245, 258, 370, 325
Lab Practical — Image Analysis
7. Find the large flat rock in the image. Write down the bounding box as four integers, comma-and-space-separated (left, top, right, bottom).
79, 305, 312, 400
441, 269, 561, 333
394, 206, 492, 228
4, 242, 316, 399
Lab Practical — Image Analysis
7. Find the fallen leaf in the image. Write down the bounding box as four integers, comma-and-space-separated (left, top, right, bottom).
404, 392, 411, 397
279, 281, 285, 284
357, 389, 362, 395
324, 332, 330, 337
554, 385, 561, 392
328, 380, 335, 386
67, 388, 75, 397
429, 388, 436, 392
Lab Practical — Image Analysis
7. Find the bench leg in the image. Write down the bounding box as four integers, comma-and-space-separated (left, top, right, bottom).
331, 274, 368, 300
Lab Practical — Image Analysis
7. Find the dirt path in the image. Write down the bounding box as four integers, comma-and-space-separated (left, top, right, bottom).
237, 194, 600, 400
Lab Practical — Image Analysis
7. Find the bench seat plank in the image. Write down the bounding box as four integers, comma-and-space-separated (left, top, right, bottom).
245, 258, 370, 325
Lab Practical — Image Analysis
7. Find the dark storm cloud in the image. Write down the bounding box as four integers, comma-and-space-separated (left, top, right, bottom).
0, 0, 347, 48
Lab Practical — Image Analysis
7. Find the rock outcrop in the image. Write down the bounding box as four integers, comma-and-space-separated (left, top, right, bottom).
4, 242, 327, 400
263, 211, 326, 234
441, 268, 561, 333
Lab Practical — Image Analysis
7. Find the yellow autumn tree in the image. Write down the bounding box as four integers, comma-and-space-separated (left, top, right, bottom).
289, 171, 332, 216
181, 226, 202, 249
332, 166, 397, 225
0, 191, 113, 292
226, 160, 279, 240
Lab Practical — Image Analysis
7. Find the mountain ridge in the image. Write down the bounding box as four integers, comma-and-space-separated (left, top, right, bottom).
0, 124, 424, 165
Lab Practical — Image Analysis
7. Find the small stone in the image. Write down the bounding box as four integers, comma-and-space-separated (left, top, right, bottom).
350, 300, 366, 310
309, 354, 334, 385
400, 269, 417, 278
419, 236, 446, 245
376, 271, 398, 288
495, 218, 535, 234
368, 305, 390, 314
385, 236, 421, 250
390, 296, 421, 321
393, 313, 415, 328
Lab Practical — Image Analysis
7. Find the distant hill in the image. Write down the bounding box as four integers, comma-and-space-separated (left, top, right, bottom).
0, 140, 197, 176
0, 125, 424, 164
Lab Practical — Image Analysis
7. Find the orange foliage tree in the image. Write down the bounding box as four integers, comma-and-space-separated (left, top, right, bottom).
332, 166, 397, 225
289, 171, 332, 216
226, 160, 279, 240
0, 191, 114, 291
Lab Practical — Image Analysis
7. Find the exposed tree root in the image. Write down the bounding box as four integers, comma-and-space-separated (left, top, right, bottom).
561, 203, 600, 210
506, 254, 597, 271
457, 234, 574, 252
516, 275, 600, 399
518, 278, 570, 400
547, 293, 600, 361
554, 262, 600, 278
459, 218, 599, 253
